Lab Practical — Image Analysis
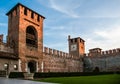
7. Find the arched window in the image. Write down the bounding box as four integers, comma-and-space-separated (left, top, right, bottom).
26, 26, 37, 48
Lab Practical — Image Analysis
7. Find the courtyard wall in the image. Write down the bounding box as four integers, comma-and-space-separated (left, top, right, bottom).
43, 47, 83, 72
87, 48, 120, 72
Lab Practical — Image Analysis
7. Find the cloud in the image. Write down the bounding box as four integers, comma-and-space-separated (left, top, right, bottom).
37, 0, 120, 18
49, 0, 82, 18
95, 27, 120, 40
79, 0, 120, 18
45, 25, 65, 31
0, 23, 7, 27
85, 24, 120, 52
36, 0, 120, 53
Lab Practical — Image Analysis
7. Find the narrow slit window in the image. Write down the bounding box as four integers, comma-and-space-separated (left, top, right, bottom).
37, 15, 40, 21
71, 39, 73, 43
75, 38, 77, 42
31, 12, 34, 19
24, 8, 27, 15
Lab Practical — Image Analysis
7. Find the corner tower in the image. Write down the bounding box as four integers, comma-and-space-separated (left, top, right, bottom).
68, 35, 85, 56
6, 3, 45, 72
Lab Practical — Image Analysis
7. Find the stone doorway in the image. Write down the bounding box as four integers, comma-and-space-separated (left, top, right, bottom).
28, 61, 36, 73
93, 67, 100, 72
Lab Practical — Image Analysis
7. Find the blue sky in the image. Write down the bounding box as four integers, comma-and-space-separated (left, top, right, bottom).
0, 0, 120, 53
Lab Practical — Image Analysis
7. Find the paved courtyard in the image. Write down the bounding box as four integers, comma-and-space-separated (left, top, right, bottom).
0, 77, 55, 84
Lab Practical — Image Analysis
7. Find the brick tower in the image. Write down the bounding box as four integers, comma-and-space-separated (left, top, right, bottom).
6, 3, 45, 72
68, 35, 85, 57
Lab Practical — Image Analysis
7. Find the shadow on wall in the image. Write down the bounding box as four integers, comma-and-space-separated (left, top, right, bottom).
83, 57, 93, 72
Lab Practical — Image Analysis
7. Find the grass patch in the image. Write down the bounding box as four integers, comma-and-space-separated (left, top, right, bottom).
35, 74, 120, 84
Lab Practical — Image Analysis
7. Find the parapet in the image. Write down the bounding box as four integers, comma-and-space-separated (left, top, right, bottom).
88, 48, 120, 57
6, 3, 45, 19
68, 35, 85, 44
44, 47, 67, 57
101, 48, 120, 56
0, 34, 3, 44
43, 47, 80, 60
0, 43, 14, 53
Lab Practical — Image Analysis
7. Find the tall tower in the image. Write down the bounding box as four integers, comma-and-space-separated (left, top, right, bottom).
6, 3, 45, 72
68, 35, 85, 56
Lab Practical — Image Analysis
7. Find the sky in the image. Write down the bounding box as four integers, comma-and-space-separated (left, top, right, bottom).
0, 0, 120, 53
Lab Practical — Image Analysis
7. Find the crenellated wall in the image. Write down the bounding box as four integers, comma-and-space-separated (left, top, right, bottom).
42, 47, 83, 72
88, 48, 120, 57
0, 44, 14, 53
85, 48, 120, 72
0, 34, 3, 44
101, 48, 120, 56
43, 47, 81, 60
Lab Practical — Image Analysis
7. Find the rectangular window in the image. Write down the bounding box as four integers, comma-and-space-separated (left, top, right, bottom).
71, 39, 73, 43
16, 8, 17, 15
31, 12, 34, 19
80, 39, 81, 42
37, 15, 40, 21
24, 8, 27, 15
75, 38, 77, 42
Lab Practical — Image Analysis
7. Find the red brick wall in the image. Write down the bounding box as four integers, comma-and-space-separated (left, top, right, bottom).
7, 4, 44, 72
43, 47, 83, 72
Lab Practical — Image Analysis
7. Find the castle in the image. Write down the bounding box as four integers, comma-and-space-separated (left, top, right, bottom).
0, 3, 120, 74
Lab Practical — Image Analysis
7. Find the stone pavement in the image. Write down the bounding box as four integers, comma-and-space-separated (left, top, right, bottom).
0, 77, 55, 84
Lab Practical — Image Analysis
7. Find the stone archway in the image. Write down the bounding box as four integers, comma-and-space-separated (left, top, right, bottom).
93, 67, 100, 72
28, 61, 36, 73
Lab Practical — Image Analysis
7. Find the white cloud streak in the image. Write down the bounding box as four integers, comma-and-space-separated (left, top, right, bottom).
0, 23, 7, 27
49, 0, 82, 18
85, 24, 120, 52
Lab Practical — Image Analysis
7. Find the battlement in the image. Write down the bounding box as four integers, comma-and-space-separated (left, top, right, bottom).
68, 35, 85, 44
0, 34, 3, 44
43, 47, 80, 60
6, 3, 45, 27
88, 48, 120, 57
0, 43, 14, 53
101, 48, 120, 55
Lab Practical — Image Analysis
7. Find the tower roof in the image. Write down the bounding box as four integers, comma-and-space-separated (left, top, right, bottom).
6, 3, 45, 19
68, 35, 85, 42
89, 48, 102, 51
